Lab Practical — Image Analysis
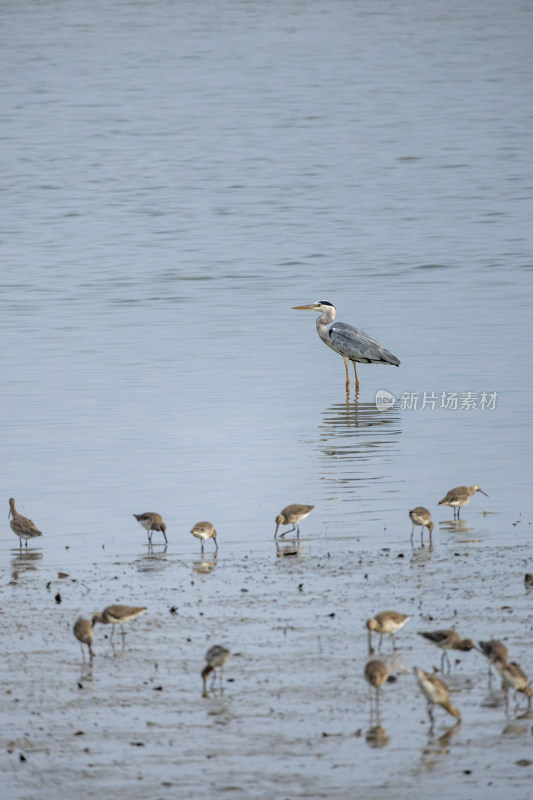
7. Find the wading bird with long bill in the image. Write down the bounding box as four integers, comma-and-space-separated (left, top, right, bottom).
292, 301, 400, 392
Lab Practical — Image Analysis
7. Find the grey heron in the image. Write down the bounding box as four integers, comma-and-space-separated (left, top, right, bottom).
292, 301, 400, 392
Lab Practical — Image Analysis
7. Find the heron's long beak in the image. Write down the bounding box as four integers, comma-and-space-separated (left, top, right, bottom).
478, 489, 489, 496
274, 523, 279, 538
292, 304, 316, 310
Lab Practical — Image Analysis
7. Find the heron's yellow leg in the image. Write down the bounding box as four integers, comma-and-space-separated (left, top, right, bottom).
343, 358, 350, 391
353, 361, 360, 391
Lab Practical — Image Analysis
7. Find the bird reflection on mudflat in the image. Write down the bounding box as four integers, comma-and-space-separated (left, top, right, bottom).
275, 540, 306, 559
135, 544, 169, 573
365, 724, 389, 748
11, 548, 43, 577
192, 553, 218, 574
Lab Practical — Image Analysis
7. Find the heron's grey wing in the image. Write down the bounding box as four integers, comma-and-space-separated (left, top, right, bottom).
329, 323, 400, 365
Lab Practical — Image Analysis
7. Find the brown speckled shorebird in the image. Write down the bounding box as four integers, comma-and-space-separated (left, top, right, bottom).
366, 611, 410, 652
438, 485, 488, 520
409, 507, 434, 543
478, 639, 509, 680
413, 666, 461, 723
8, 498, 43, 548
133, 512, 167, 544
524, 573, 533, 588
92, 604, 147, 642
201, 644, 230, 695
190, 521, 218, 552
364, 659, 388, 708
418, 630, 474, 672
73, 617, 95, 660
274, 504, 314, 538
493, 658, 533, 708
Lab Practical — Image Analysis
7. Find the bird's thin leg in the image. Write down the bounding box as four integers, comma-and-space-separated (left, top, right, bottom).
109, 625, 115, 642
201, 541, 205, 553
162, 530, 168, 544
296, 524, 300, 538
457, 507, 461, 521
79, 643, 86, 661
343, 357, 350, 391
148, 531, 152, 544
391, 633, 397, 651
214, 537, 218, 552
19, 538, 22, 549
427, 702, 435, 724
352, 361, 360, 391
25, 539, 28, 548
280, 524, 295, 539
378, 633, 383, 651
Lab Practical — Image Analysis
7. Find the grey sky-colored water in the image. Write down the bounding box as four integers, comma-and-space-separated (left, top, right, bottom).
1, 1, 533, 797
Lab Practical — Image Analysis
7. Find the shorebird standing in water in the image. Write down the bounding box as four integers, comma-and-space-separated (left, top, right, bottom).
413, 666, 461, 723
292, 301, 400, 392
366, 611, 410, 652
92, 605, 147, 642
190, 521, 218, 552
364, 659, 388, 706
493, 658, 533, 709
477, 639, 509, 680
8, 498, 43, 548
409, 507, 434, 544
202, 645, 230, 695
438, 485, 488, 519
418, 630, 474, 672
73, 617, 95, 661
133, 512, 168, 544
274, 504, 314, 538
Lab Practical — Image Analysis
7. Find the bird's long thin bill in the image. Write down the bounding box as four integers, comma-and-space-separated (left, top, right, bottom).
479, 490, 489, 496
292, 305, 315, 310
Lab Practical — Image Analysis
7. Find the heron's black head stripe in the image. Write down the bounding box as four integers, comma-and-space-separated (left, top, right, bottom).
318, 300, 334, 306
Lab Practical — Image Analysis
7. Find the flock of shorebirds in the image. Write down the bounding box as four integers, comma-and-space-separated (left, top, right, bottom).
8, 484, 532, 713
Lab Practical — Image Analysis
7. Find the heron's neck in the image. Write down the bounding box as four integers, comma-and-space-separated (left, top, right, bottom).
315, 308, 335, 345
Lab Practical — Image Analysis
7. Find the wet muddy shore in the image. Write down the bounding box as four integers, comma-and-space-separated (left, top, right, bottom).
2, 514, 532, 800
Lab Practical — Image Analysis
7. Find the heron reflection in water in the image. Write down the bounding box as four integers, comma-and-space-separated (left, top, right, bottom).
318, 400, 401, 505
293, 301, 400, 393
